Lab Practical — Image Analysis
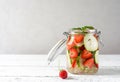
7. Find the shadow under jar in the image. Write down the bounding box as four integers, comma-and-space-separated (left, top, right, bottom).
66, 28, 99, 74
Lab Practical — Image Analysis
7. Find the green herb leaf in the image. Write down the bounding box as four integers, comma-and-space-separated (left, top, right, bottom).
77, 56, 80, 67
78, 50, 82, 56
72, 27, 81, 30
70, 59, 72, 64
83, 26, 94, 29
71, 26, 95, 34
81, 26, 94, 32
74, 46, 79, 49
91, 51, 96, 59
67, 50, 70, 54
91, 51, 96, 55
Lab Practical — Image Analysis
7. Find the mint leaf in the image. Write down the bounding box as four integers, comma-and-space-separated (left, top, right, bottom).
77, 56, 80, 67
71, 26, 94, 33
91, 51, 96, 55
91, 51, 96, 58
83, 26, 94, 29
74, 46, 79, 49
72, 27, 81, 30
68, 50, 70, 54
81, 26, 94, 32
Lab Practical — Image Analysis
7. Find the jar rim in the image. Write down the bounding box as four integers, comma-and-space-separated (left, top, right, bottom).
69, 28, 97, 35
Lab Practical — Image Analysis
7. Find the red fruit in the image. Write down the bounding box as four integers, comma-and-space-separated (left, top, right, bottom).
94, 34, 98, 40
83, 58, 94, 68
81, 49, 92, 59
74, 34, 84, 43
72, 59, 76, 68
67, 43, 75, 50
95, 63, 99, 68
59, 70, 68, 79
70, 48, 78, 58
79, 45, 85, 51
67, 37, 75, 50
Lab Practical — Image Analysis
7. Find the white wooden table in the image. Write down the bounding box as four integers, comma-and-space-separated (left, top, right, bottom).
0, 54, 120, 82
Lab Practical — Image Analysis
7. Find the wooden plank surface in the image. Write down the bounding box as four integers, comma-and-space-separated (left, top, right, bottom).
0, 54, 119, 82
0, 54, 120, 66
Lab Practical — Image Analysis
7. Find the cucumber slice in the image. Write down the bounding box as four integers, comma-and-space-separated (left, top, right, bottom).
84, 34, 98, 51
94, 50, 99, 64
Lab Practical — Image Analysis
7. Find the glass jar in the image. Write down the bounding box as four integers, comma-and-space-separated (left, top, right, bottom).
66, 28, 99, 74
47, 26, 101, 75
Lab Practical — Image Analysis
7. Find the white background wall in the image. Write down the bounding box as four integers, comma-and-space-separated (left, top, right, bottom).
0, 0, 120, 54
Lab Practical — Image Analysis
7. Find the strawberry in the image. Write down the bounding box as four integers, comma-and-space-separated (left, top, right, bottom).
79, 45, 85, 51
81, 49, 92, 59
95, 63, 99, 68
67, 37, 75, 50
74, 34, 84, 43
59, 69, 68, 79
69, 48, 78, 58
67, 43, 75, 50
83, 58, 94, 68
72, 59, 77, 68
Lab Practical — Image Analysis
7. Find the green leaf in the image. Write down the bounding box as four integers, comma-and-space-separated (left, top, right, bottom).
74, 46, 78, 49
83, 26, 94, 29
78, 50, 82, 56
91, 51, 96, 58
72, 27, 81, 30
67, 50, 70, 54
81, 26, 94, 32
91, 51, 96, 55
70, 59, 72, 64
77, 56, 80, 67
71, 26, 94, 33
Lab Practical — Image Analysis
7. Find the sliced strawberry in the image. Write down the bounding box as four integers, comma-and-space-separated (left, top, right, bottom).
72, 59, 76, 68
69, 48, 78, 58
67, 37, 75, 50
81, 49, 92, 59
95, 63, 99, 68
83, 58, 94, 68
74, 34, 84, 43
67, 43, 75, 50
79, 45, 85, 51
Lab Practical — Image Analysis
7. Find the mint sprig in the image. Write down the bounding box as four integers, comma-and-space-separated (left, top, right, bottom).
72, 26, 94, 32
81, 26, 94, 32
